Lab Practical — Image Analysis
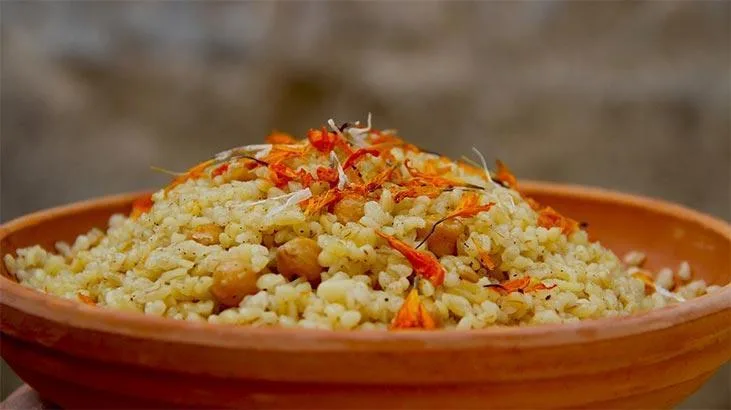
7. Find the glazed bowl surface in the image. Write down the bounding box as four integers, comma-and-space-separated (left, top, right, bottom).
1, 181, 729, 409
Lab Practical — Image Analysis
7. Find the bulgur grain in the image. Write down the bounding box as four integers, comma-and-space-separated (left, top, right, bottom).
5, 117, 715, 330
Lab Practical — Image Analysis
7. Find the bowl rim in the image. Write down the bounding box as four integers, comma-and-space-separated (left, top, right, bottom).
1, 181, 729, 351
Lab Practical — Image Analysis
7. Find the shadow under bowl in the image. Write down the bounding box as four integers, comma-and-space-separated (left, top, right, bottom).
1, 182, 729, 409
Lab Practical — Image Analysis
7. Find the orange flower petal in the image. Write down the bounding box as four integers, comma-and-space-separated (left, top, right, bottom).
423, 158, 452, 174
446, 192, 495, 219
165, 159, 216, 193
495, 160, 518, 189
262, 144, 309, 164
343, 148, 380, 169
77, 293, 96, 306
268, 163, 301, 188
130, 193, 154, 219
364, 164, 397, 192
376, 232, 445, 287
486, 276, 556, 295
301, 189, 342, 215
211, 163, 230, 177
297, 168, 315, 187
390, 288, 436, 330
537, 206, 579, 235
502, 276, 531, 292
404, 160, 463, 187
368, 132, 419, 153
316, 166, 339, 186
393, 185, 444, 202
307, 127, 353, 155
266, 131, 297, 145
478, 252, 496, 270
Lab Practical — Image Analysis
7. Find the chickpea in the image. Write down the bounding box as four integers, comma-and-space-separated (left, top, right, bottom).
416, 219, 436, 242
426, 219, 464, 258
460, 268, 480, 283
487, 269, 508, 282
210, 259, 260, 307
189, 224, 223, 246
261, 232, 276, 248
276, 237, 322, 284
309, 181, 330, 196
229, 165, 256, 182
333, 197, 365, 224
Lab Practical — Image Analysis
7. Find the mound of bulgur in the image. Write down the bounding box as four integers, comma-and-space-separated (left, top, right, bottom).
4, 118, 720, 330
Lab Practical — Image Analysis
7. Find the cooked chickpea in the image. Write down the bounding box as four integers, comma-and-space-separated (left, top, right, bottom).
276, 237, 322, 284
416, 219, 436, 242
228, 165, 256, 182
189, 224, 223, 246
309, 181, 330, 196
460, 268, 480, 283
426, 219, 464, 257
261, 232, 276, 248
487, 269, 508, 282
210, 259, 260, 307
333, 197, 365, 224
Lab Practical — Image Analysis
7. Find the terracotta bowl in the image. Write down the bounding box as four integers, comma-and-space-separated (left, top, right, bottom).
1, 182, 729, 409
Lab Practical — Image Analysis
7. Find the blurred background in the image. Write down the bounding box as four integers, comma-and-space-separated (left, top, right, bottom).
0, 1, 728, 407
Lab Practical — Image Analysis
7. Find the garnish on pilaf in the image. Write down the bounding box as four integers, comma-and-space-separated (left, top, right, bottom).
4, 115, 718, 331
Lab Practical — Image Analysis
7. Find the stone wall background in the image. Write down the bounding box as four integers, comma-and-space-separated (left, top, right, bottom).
1, 1, 728, 407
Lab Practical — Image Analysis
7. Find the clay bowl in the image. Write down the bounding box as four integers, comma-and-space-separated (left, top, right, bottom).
1, 182, 729, 409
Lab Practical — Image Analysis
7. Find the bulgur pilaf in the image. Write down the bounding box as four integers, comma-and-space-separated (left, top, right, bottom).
4, 117, 721, 330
